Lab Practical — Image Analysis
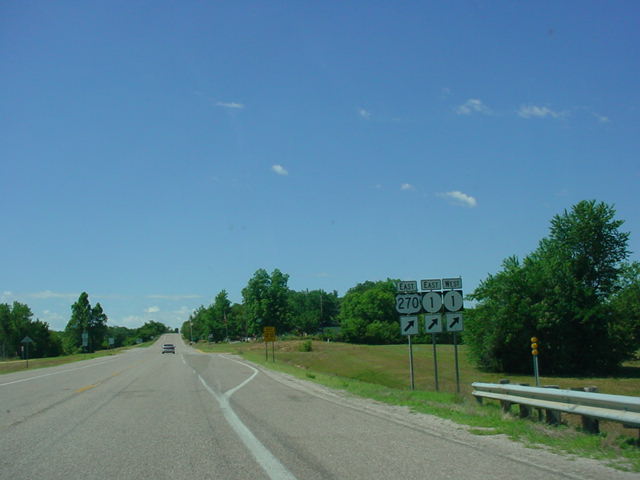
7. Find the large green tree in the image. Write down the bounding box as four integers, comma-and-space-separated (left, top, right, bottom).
289, 289, 340, 335
466, 200, 635, 374
242, 268, 291, 336
64, 293, 109, 353
338, 279, 400, 344
0, 302, 62, 358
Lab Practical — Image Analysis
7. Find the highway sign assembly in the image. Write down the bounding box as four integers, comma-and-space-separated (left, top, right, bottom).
395, 276, 465, 392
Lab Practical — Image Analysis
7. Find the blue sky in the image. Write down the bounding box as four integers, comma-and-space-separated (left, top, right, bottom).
2, 1, 639, 331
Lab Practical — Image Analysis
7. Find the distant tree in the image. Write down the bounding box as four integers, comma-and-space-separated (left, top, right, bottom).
242, 268, 291, 336
338, 279, 400, 344
208, 290, 232, 341
289, 289, 340, 335
64, 293, 111, 353
89, 303, 108, 350
466, 200, 635, 374
136, 320, 169, 341
64, 293, 92, 353
0, 302, 62, 358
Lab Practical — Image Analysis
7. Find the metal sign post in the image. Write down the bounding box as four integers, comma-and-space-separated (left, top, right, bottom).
21, 336, 34, 368
432, 333, 439, 391
446, 312, 464, 393
399, 316, 418, 390
264, 326, 276, 362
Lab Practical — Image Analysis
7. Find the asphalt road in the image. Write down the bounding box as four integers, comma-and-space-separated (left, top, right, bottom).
0, 334, 635, 480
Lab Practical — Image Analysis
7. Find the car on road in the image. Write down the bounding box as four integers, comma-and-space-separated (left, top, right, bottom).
161, 343, 175, 354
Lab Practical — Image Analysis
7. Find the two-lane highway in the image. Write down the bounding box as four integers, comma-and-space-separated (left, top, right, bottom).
1, 335, 635, 479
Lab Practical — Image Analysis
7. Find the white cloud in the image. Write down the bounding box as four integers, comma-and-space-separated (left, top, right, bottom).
438, 190, 477, 208
120, 315, 146, 328
145, 306, 160, 314
517, 105, 566, 119
400, 183, 415, 191
216, 101, 244, 109
272, 164, 289, 176
357, 108, 372, 119
455, 99, 492, 116
592, 112, 610, 123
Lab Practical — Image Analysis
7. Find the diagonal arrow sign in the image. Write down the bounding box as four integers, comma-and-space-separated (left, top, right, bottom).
424, 314, 443, 333
404, 319, 415, 332
400, 316, 419, 336
445, 312, 464, 332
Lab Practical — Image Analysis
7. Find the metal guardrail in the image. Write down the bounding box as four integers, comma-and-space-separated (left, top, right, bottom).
472, 382, 640, 433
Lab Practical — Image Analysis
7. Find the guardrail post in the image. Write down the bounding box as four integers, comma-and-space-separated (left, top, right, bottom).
543, 385, 561, 425
518, 384, 531, 418
499, 379, 512, 413
578, 387, 600, 434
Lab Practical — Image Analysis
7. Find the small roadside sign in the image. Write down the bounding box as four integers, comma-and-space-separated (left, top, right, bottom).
424, 314, 443, 333
420, 279, 441, 291
443, 290, 464, 312
442, 278, 462, 289
400, 316, 419, 336
446, 313, 464, 332
396, 281, 418, 293
82, 332, 89, 347
263, 326, 276, 342
395, 294, 422, 314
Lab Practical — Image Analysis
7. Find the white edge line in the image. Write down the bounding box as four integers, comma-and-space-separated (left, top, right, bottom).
0, 357, 120, 387
196, 365, 298, 480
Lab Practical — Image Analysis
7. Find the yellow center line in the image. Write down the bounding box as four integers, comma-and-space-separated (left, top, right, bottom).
75, 384, 98, 393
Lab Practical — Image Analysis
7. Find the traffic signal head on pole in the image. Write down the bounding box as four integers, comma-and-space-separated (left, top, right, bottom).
531, 337, 539, 356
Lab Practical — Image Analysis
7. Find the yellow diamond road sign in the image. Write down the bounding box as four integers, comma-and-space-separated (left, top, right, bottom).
263, 327, 276, 342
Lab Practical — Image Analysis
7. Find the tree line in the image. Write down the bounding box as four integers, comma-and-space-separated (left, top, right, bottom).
3, 200, 638, 375
184, 200, 639, 376
0, 292, 172, 360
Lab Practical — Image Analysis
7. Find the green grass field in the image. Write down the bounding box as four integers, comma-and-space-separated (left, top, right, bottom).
199, 340, 640, 396
198, 339, 640, 472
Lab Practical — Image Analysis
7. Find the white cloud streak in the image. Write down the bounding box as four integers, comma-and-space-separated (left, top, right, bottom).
271, 165, 289, 176
400, 183, 415, 191
216, 101, 245, 109
145, 306, 160, 314
438, 191, 477, 208
517, 105, 566, 119
455, 99, 492, 116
